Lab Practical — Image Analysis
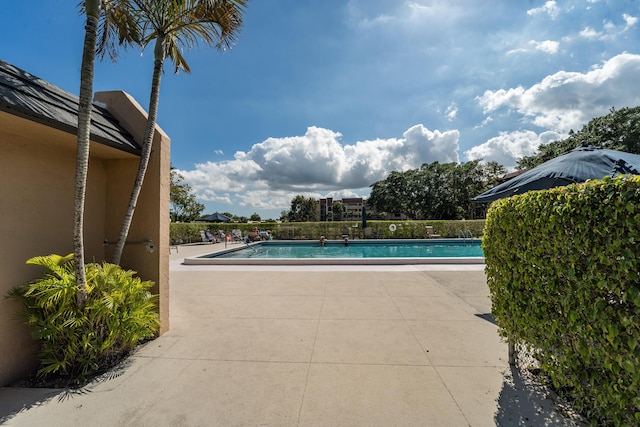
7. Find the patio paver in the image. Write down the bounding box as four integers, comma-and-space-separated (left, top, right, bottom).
0, 243, 582, 426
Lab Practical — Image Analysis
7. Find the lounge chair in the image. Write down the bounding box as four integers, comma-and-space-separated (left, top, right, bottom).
426, 226, 441, 238
231, 229, 243, 243
200, 230, 215, 243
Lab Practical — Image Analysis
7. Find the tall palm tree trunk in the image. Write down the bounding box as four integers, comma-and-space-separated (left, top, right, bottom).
74, 0, 101, 307
112, 35, 165, 265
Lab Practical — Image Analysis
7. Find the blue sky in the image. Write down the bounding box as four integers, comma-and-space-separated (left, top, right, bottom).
2, 1, 640, 219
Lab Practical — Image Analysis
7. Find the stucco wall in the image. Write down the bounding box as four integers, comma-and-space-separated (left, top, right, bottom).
95, 91, 170, 335
0, 90, 170, 386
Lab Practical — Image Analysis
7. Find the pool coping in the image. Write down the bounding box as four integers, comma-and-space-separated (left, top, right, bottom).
183, 238, 485, 265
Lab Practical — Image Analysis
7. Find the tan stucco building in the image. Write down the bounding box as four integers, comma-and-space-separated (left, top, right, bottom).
0, 60, 170, 386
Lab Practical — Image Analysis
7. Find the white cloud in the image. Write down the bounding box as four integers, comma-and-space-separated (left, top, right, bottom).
578, 14, 638, 41
346, 0, 479, 32
527, 1, 560, 19
445, 104, 458, 121
579, 26, 600, 40
508, 39, 560, 55
178, 125, 460, 211
531, 40, 560, 54
477, 53, 640, 133
623, 14, 638, 28
464, 130, 564, 169
474, 116, 493, 129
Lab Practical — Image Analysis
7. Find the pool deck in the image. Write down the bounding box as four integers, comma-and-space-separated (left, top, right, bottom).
1, 242, 583, 426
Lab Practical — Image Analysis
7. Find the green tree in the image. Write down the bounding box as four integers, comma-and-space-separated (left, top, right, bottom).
170, 169, 204, 222
112, 0, 247, 264
368, 171, 410, 218
222, 211, 235, 221
518, 106, 640, 169
74, 0, 138, 306
250, 212, 261, 222
331, 201, 345, 221
448, 160, 487, 219
288, 195, 319, 222
482, 161, 507, 186
368, 161, 489, 220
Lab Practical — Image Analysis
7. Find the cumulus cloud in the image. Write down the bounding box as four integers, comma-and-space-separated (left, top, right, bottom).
623, 14, 638, 28
476, 53, 640, 133
531, 40, 560, 54
527, 1, 560, 19
177, 125, 460, 210
464, 130, 564, 169
579, 26, 600, 40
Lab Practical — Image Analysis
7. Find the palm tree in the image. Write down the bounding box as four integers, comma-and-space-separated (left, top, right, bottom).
74, 0, 138, 307
111, 0, 247, 265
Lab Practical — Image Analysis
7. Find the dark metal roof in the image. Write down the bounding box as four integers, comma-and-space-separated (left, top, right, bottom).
0, 59, 141, 154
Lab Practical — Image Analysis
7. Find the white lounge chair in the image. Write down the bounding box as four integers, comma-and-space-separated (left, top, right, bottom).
426, 226, 441, 238
231, 229, 243, 243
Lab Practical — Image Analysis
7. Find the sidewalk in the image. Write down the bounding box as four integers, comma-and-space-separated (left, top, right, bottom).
0, 243, 581, 426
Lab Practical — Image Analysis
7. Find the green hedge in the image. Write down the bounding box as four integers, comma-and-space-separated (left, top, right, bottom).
483, 175, 640, 425
170, 223, 204, 244
170, 220, 485, 243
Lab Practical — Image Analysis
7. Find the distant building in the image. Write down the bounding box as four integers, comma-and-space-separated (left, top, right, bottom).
319, 197, 364, 221
318, 197, 408, 221
341, 197, 364, 220
319, 197, 333, 221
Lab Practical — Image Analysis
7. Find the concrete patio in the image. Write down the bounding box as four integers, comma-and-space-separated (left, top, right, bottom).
0, 242, 582, 426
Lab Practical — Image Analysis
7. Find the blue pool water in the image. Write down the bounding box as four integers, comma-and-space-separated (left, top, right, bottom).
199, 239, 483, 260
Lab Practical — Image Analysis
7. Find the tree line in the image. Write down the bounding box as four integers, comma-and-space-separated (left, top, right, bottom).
367, 160, 504, 220
278, 161, 505, 222
518, 106, 640, 169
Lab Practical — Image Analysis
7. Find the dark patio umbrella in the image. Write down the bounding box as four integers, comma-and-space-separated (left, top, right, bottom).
362, 206, 368, 229
199, 212, 231, 222
473, 146, 640, 203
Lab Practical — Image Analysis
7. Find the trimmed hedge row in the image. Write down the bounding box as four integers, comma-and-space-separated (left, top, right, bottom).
170, 220, 486, 244
483, 175, 640, 425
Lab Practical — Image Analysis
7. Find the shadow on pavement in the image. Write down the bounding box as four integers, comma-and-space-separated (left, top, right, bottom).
0, 387, 63, 424
495, 365, 585, 426
474, 312, 496, 325
0, 356, 133, 424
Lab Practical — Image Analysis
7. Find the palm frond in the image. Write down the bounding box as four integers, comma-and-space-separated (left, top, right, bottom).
7, 255, 159, 383
135, 0, 246, 73
78, 1, 141, 62
97, 0, 142, 61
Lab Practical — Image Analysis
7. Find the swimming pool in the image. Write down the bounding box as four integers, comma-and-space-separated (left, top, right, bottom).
183, 239, 484, 265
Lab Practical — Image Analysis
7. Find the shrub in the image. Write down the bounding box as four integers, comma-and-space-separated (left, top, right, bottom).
170, 222, 203, 244
7, 254, 159, 386
170, 220, 486, 242
483, 176, 640, 425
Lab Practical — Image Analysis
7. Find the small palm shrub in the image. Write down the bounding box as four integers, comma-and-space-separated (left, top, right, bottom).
7, 254, 159, 386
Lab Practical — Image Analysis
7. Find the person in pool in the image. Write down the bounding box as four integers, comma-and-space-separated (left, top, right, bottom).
343, 237, 349, 246
319, 235, 326, 246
